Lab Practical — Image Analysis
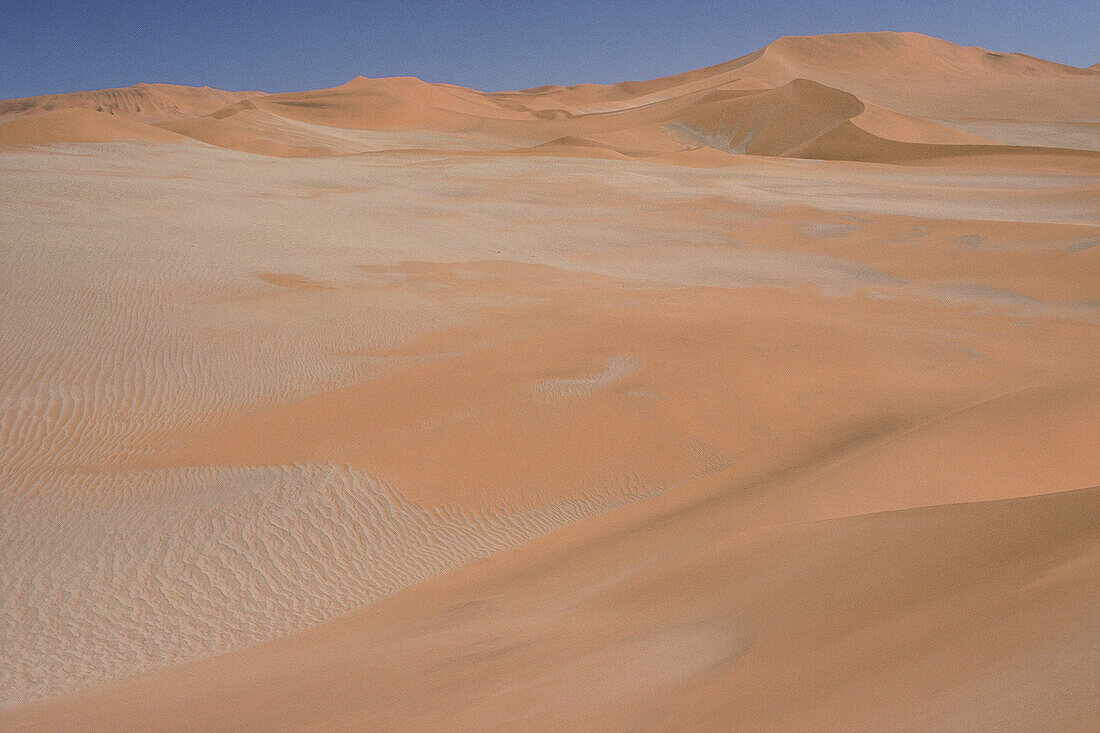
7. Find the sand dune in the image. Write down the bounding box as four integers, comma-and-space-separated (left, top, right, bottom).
160, 109, 337, 157
505, 32, 1097, 122
4, 32, 1098, 162
0, 108, 195, 145
0, 82, 262, 123
1, 31, 1098, 731
850, 103, 993, 144
788, 118, 1100, 164
665, 79, 864, 155
717, 32, 1099, 123
253, 76, 492, 132
5, 477, 1097, 730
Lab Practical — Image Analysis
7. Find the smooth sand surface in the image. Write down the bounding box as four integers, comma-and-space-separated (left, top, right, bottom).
1, 31, 1098, 731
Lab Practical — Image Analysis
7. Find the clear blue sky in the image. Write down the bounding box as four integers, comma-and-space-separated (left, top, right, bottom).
2, 0, 1097, 98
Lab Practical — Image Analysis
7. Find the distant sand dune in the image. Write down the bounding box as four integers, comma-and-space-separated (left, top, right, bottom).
4, 32, 1098, 162
664, 78, 865, 155
0, 83, 262, 123
0, 108, 194, 145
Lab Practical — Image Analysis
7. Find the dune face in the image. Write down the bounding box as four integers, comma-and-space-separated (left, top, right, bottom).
664, 79, 866, 156
1, 32, 1099, 731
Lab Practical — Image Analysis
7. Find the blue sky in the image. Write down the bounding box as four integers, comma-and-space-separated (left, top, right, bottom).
2, 0, 1097, 98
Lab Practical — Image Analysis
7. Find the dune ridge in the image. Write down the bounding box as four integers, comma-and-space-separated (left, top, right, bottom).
3, 32, 1099, 162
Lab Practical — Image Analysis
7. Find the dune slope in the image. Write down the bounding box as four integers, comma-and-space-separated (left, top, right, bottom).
0, 83, 262, 123
5, 479, 1096, 731
0, 108, 194, 145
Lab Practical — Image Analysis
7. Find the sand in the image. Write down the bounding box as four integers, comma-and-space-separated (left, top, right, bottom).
0, 31, 1098, 731
4, 32, 1098, 161
0, 83, 262, 123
